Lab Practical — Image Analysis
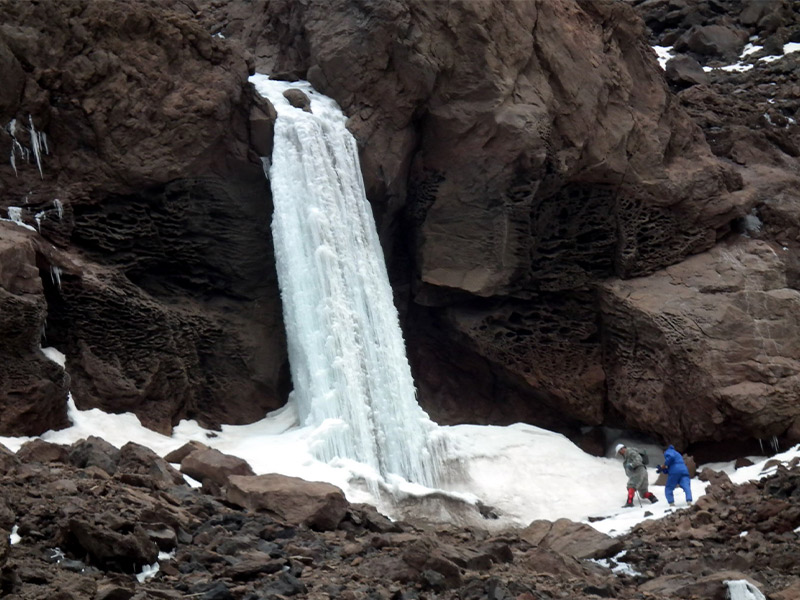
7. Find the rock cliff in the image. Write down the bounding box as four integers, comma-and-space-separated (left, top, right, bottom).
0, 0, 287, 433
2, 0, 800, 454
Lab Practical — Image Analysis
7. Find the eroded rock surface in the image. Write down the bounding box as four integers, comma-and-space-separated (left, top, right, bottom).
199, 0, 800, 450
0, 0, 288, 433
0, 224, 69, 434
601, 238, 800, 446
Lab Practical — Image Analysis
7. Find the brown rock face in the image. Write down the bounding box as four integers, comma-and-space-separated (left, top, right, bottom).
0, 0, 288, 433
3, 0, 799, 452
208, 0, 740, 283
214, 0, 742, 437
202, 0, 800, 449
0, 224, 69, 435
601, 239, 800, 446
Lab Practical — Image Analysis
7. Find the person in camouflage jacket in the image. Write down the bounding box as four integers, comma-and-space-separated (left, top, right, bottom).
616, 444, 659, 508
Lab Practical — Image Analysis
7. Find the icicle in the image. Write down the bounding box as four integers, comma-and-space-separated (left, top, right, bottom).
6, 117, 48, 178
771, 435, 779, 453
28, 115, 45, 179
34, 211, 45, 231
7, 118, 25, 176
50, 266, 62, 290
53, 198, 63, 219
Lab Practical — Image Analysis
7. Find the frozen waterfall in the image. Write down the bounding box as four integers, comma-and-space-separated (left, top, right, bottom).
250, 75, 441, 489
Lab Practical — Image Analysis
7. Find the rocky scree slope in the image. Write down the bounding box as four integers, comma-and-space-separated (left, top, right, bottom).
1, 437, 799, 600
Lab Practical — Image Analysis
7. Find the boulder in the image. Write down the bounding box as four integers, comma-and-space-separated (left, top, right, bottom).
665, 54, 710, 88
68, 436, 120, 475
678, 25, 747, 60
221, 551, 285, 580
164, 441, 209, 464
226, 473, 348, 530
401, 538, 463, 589
0, 444, 20, 475
116, 442, 185, 488
772, 580, 800, 600
0, 529, 8, 567
282, 88, 312, 112
0, 501, 15, 531
180, 448, 255, 488
520, 518, 623, 560
16, 439, 70, 464
65, 515, 159, 571
600, 239, 800, 447
640, 570, 763, 600
94, 581, 135, 600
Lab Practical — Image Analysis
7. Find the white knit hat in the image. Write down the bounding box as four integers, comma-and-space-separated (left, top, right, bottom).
615, 443, 626, 454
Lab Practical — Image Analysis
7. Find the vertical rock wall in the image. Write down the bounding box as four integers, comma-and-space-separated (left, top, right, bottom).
0, 0, 288, 434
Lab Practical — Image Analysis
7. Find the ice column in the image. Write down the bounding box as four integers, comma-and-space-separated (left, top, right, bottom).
250, 75, 440, 488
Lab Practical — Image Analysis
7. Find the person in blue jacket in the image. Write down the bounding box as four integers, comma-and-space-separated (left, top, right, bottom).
657, 445, 693, 506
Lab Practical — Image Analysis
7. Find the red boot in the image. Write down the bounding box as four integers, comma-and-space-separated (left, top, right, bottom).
622, 487, 635, 508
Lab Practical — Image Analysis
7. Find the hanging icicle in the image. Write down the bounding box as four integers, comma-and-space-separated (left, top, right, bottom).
28, 115, 47, 179
5, 116, 49, 178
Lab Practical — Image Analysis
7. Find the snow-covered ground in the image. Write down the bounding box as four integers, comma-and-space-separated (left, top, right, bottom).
3, 347, 797, 538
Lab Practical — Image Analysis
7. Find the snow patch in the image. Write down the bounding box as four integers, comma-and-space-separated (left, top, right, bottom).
41, 346, 66, 367
136, 562, 159, 582
652, 45, 674, 70
182, 473, 202, 488
725, 579, 766, 600
3, 206, 36, 231
741, 43, 762, 57
9, 525, 21, 545
590, 551, 642, 577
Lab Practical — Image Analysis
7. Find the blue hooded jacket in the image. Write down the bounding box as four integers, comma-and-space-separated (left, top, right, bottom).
663, 445, 689, 477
